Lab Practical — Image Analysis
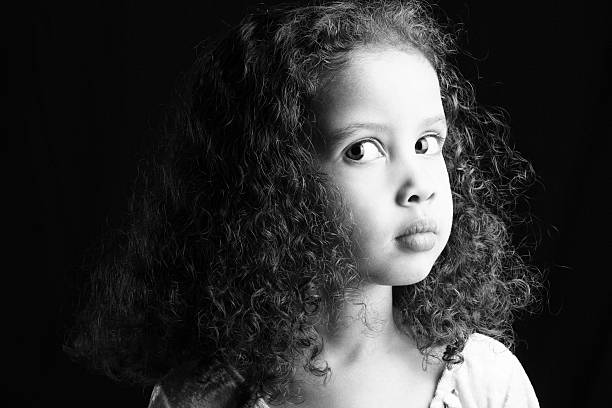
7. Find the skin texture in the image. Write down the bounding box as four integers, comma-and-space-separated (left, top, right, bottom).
284, 48, 453, 408
316, 48, 453, 287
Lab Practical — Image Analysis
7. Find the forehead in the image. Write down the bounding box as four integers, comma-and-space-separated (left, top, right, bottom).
315, 48, 445, 136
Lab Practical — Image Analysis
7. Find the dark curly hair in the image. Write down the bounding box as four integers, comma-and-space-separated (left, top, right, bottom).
67, 0, 540, 403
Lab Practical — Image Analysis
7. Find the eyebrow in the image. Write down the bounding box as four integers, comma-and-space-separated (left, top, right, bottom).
330, 122, 391, 142
421, 115, 447, 128
327, 115, 447, 147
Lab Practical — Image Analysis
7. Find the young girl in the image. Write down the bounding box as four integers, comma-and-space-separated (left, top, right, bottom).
68, 1, 541, 407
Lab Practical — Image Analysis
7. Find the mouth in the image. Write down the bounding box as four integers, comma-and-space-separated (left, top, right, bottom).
395, 219, 438, 252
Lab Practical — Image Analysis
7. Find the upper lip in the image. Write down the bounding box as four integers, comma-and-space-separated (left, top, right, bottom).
396, 218, 439, 237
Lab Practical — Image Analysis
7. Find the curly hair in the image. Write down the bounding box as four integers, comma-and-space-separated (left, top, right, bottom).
67, 0, 540, 403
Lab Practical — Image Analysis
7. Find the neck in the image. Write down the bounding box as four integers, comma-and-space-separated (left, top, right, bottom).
315, 283, 412, 368
276, 284, 444, 408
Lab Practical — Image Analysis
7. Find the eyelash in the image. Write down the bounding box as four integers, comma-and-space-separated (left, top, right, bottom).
423, 133, 447, 151
343, 133, 446, 161
426, 133, 446, 145
343, 138, 384, 162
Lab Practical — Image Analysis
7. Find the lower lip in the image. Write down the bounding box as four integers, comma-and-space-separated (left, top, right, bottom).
396, 232, 436, 252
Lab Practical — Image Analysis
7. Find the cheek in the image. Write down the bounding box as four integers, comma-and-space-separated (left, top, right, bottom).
331, 168, 384, 213
438, 164, 452, 201
437, 164, 454, 235
346, 193, 387, 235
336, 181, 389, 246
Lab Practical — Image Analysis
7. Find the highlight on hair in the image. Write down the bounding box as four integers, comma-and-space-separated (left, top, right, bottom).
66, 0, 540, 403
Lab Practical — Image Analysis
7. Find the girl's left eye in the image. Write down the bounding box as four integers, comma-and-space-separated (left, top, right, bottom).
344, 139, 385, 162
415, 135, 443, 155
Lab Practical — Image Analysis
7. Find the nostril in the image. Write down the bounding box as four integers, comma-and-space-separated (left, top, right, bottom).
406, 191, 434, 204
398, 190, 435, 206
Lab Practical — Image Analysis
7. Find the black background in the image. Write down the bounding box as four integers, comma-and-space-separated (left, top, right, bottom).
16, 0, 610, 407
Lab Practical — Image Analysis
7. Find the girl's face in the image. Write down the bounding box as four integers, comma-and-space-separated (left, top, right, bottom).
315, 48, 453, 285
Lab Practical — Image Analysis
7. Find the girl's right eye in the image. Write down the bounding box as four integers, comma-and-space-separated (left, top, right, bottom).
344, 139, 384, 162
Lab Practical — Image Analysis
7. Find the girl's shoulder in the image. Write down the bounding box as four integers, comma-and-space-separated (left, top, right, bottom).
433, 333, 540, 408
462, 332, 519, 368
146, 334, 539, 408
147, 360, 256, 408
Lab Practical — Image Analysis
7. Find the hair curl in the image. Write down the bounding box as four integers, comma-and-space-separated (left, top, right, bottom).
67, 0, 540, 403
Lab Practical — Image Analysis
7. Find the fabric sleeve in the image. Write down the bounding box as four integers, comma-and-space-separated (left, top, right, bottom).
449, 333, 540, 408
145, 361, 253, 408
502, 354, 539, 408
148, 384, 172, 408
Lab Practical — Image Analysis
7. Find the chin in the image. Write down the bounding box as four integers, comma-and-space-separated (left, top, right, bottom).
367, 260, 435, 286
357, 239, 447, 286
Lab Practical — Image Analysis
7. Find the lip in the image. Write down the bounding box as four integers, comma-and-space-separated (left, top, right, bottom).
395, 218, 438, 252
396, 218, 439, 237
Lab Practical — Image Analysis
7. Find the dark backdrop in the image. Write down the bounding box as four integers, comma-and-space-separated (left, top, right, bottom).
17, 1, 610, 407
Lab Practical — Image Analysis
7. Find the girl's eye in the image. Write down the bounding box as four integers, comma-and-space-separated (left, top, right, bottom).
344, 139, 384, 162
415, 135, 443, 155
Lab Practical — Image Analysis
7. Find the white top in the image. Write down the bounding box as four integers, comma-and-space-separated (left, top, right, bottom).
256, 333, 539, 408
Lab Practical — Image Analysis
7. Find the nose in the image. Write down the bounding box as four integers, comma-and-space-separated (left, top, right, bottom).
395, 160, 436, 206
